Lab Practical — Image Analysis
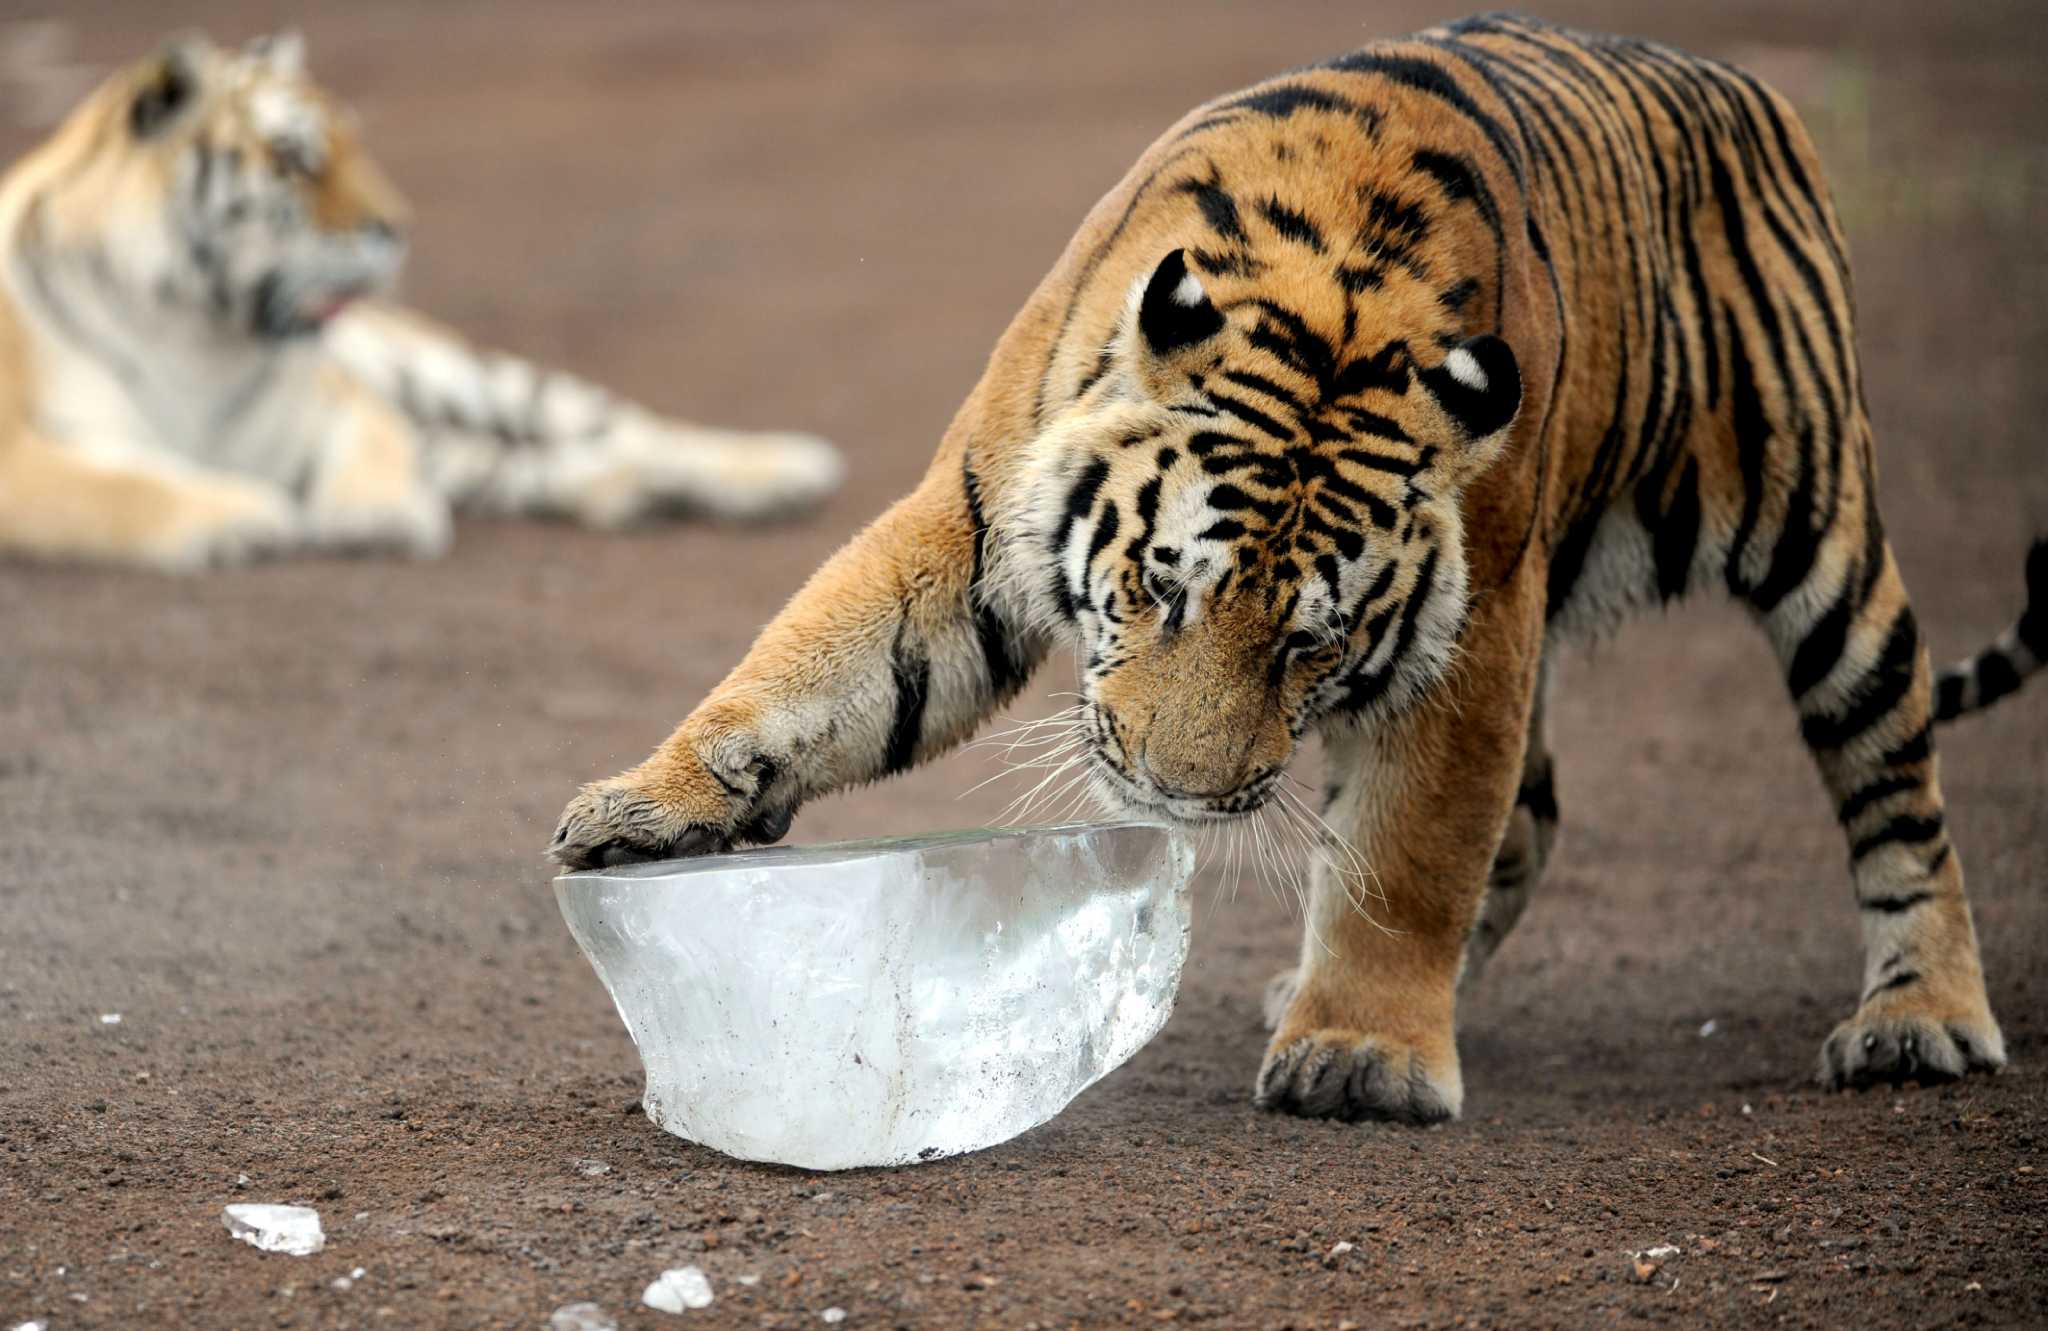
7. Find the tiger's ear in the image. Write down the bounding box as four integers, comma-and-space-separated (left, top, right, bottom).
246, 30, 306, 78
130, 41, 203, 139
1118, 249, 1226, 398
1137, 249, 1224, 356
1417, 334, 1521, 468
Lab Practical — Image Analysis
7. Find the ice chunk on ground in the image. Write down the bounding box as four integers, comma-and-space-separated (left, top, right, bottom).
642, 1265, 714, 1312
549, 1303, 617, 1331
220, 1203, 324, 1255
98, 1013, 120, 1025
820, 1310, 847, 1324
556, 822, 1194, 1171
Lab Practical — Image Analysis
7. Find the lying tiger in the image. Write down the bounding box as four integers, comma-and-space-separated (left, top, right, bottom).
0, 33, 842, 571
552, 15, 2043, 1121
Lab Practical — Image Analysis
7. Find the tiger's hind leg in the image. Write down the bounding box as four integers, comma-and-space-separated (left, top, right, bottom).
1748, 517, 2005, 1088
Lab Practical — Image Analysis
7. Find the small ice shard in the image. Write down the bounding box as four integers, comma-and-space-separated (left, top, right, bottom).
820, 1311, 847, 1325
556, 822, 1194, 1170
1698, 1019, 1717, 1038
734, 1274, 761, 1287
221, 1203, 324, 1256
574, 1158, 611, 1177
549, 1303, 618, 1331
13, 1321, 47, 1331
98, 1013, 120, 1025
641, 1266, 713, 1313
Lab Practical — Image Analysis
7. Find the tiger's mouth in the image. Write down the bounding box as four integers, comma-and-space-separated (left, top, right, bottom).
1085, 744, 1283, 824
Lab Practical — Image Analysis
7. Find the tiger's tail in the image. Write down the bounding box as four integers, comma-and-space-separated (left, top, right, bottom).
1933, 539, 2048, 723
327, 303, 844, 528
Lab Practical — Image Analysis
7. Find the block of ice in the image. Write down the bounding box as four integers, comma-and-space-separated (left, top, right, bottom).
555, 822, 1194, 1171
220, 1203, 324, 1255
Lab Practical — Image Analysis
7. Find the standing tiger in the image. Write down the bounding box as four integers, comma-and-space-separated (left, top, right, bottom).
551, 15, 2043, 1121
0, 33, 842, 571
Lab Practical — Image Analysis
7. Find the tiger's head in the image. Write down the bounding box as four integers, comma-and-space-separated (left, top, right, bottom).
998, 248, 1521, 823
28, 32, 408, 340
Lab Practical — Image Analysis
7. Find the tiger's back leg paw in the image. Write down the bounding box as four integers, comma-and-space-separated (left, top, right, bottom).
1820, 995, 2006, 1090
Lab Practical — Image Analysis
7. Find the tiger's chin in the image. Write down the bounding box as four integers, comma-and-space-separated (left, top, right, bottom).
1083, 755, 1275, 826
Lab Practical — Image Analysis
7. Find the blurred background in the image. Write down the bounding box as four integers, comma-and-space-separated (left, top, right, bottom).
2, 4, 2044, 1329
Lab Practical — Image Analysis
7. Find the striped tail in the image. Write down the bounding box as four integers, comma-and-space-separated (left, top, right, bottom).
1933, 539, 2048, 722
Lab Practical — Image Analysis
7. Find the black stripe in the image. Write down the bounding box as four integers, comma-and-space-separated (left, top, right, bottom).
1176, 167, 1247, 244
1933, 672, 1967, 722
1850, 812, 1944, 862
1220, 370, 1307, 414
1801, 609, 1920, 751
1721, 316, 1774, 595
1883, 722, 1933, 768
1208, 390, 1295, 442
1859, 891, 1933, 915
1647, 456, 1700, 602
1187, 82, 1385, 138
1863, 969, 1921, 1000
1258, 196, 1326, 252
1837, 774, 1920, 826
1324, 51, 1523, 187
1085, 501, 1122, 569
1408, 148, 1501, 239
1786, 586, 1856, 700
1050, 459, 1110, 554
963, 460, 1027, 702
882, 620, 930, 778
1973, 649, 2024, 709
1335, 546, 1441, 714
2018, 539, 2048, 656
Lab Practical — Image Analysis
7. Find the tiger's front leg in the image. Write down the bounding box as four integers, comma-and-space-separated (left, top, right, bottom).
549, 464, 1038, 868
1258, 580, 1543, 1123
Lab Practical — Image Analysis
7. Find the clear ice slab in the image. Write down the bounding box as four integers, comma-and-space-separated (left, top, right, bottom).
555, 822, 1194, 1170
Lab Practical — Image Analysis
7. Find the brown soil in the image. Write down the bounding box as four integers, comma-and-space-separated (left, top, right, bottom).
3, 3, 2044, 1329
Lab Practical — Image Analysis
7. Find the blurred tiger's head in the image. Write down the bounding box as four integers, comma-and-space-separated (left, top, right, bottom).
24, 32, 408, 340
998, 248, 1521, 823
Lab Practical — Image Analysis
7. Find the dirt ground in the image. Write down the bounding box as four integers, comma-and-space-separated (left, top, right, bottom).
3, 2, 2045, 1328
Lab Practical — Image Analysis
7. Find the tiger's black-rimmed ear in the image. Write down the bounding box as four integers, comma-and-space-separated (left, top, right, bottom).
1418, 334, 1521, 442
246, 30, 306, 77
130, 42, 201, 139
1137, 249, 1225, 356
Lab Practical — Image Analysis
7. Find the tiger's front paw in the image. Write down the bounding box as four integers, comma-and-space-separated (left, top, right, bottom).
548, 722, 795, 869
1819, 989, 2006, 1090
1255, 1025, 1463, 1125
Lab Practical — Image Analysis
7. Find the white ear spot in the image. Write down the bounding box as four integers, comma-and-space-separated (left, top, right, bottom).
1443, 346, 1487, 391
1172, 271, 1207, 308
